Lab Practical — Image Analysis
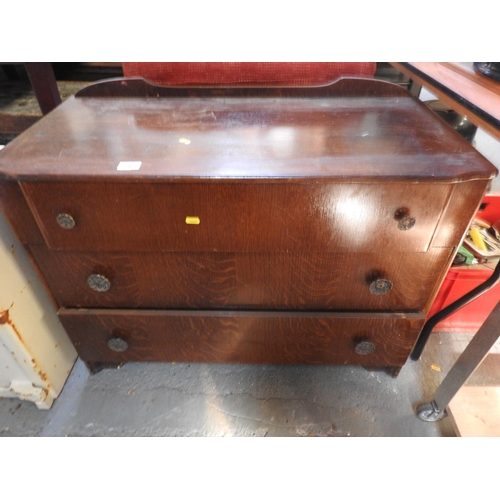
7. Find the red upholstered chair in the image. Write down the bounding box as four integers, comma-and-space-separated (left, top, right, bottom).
122, 62, 376, 86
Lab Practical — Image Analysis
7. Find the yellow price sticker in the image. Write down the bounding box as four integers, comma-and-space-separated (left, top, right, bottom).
185, 216, 200, 225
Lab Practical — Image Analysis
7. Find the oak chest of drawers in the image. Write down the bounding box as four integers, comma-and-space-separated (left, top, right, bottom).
0, 77, 496, 375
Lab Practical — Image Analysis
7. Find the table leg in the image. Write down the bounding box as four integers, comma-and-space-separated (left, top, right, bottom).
416, 299, 500, 421
24, 62, 62, 115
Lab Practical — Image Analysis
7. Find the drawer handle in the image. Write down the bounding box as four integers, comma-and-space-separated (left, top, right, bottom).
56, 213, 76, 229
394, 207, 415, 231
398, 216, 416, 231
355, 341, 376, 355
369, 278, 392, 295
107, 337, 128, 352
87, 274, 111, 292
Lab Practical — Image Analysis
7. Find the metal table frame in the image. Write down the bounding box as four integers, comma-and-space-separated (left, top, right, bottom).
389, 63, 500, 422
416, 296, 500, 422
411, 258, 500, 422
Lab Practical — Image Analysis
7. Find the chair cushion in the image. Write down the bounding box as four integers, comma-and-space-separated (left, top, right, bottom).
122, 62, 377, 86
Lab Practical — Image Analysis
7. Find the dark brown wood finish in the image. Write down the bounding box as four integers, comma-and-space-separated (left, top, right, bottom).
24, 63, 62, 115
0, 84, 495, 183
0, 76, 497, 375
0, 179, 44, 244
29, 246, 453, 312
59, 308, 425, 367
430, 180, 491, 248
75, 77, 411, 98
22, 181, 456, 253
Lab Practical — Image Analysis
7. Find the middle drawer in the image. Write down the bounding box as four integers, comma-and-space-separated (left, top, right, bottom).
30, 246, 453, 311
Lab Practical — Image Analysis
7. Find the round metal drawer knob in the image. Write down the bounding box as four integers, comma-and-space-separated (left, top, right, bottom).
87, 274, 111, 292
107, 337, 128, 352
355, 341, 376, 355
369, 278, 393, 295
398, 216, 416, 231
56, 213, 75, 229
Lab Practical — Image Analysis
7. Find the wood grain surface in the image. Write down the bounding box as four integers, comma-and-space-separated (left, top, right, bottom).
0, 76, 496, 371
29, 246, 452, 311
430, 180, 491, 249
442, 63, 500, 97
0, 90, 495, 182
59, 308, 426, 366
0, 179, 44, 244
390, 62, 500, 142
22, 181, 455, 252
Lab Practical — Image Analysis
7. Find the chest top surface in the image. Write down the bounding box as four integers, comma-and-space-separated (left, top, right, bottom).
0, 78, 497, 183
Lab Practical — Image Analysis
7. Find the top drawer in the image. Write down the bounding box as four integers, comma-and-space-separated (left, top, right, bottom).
21, 181, 452, 253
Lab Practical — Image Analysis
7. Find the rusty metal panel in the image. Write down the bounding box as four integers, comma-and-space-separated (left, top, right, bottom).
0, 211, 76, 409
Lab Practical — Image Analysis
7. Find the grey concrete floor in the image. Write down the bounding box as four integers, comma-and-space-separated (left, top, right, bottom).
2, 332, 499, 437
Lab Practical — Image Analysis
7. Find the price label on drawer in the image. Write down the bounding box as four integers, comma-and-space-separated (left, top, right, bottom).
116, 161, 142, 171
185, 216, 200, 225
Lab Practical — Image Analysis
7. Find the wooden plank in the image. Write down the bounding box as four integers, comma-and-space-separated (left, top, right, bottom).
390, 62, 500, 142
442, 63, 500, 97
448, 386, 500, 436
416, 62, 500, 118
25, 63, 62, 115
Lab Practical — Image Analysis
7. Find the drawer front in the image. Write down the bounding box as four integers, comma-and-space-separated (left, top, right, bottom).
21, 181, 452, 252
31, 246, 453, 311
59, 309, 426, 367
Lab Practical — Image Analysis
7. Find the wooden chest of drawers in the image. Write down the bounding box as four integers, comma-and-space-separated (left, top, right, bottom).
0, 77, 496, 375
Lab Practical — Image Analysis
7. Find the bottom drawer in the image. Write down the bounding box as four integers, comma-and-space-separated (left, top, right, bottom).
59, 309, 425, 367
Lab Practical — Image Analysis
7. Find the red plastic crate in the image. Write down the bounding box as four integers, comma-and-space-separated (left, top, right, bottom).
428, 193, 500, 333
427, 266, 498, 332
478, 193, 500, 225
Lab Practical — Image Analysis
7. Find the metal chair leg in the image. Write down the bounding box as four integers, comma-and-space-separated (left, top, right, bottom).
411, 259, 500, 361
416, 299, 500, 421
